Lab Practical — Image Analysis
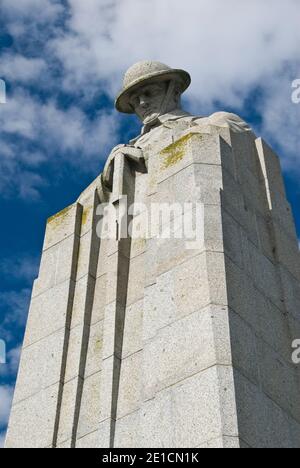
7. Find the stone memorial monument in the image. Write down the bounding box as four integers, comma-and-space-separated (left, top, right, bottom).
5, 61, 300, 448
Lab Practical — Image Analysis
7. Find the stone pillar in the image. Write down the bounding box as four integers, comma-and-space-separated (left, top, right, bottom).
5, 203, 82, 448
5, 129, 300, 448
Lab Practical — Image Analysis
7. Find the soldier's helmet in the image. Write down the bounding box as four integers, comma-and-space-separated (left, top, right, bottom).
115, 60, 191, 114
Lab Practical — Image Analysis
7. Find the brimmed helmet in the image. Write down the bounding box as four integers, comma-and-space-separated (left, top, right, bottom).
115, 61, 191, 114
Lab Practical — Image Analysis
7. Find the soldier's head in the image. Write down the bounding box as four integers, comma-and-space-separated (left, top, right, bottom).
115, 61, 191, 124
127, 81, 183, 125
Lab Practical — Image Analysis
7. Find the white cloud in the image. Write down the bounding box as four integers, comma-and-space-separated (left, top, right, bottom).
0, 89, 120, 198
0, 385, 14, 448
1, 90, 119, 159
50, 0, 300, 101
0, 385, 14, 428
0, 257, 38, 342
0, 55, 47, 83
0, 140, 46, 200
0, 432, 5, 448
259, 73, 300, 173
1, 0, 63, 33
8, 345, 22, 375
1, 0, 300, 200
0, 345, 22, 379
6, 0, 300, 106
45, 0, 300, 176
1, 0, 62, 18
0, 255, 39, 284
7, 346, 22, 375
0, 260, 35, 347
0, 288, 31, 342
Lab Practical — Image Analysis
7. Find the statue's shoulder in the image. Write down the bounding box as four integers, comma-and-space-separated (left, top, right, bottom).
209, 111, 247, 124
193, 111, 252, 133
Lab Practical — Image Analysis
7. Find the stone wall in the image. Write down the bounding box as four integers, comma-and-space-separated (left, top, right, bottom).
5, 128, 300, 448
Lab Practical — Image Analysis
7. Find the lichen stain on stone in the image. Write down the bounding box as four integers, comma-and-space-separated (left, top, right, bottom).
94, 339, 102, 352
47, 205, 73, 227
160, 133, 201, 169
133, 237, 147, 251
82, 206, 91, 227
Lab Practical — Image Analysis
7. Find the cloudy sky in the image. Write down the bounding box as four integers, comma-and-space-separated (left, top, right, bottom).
0, 0, 300, 447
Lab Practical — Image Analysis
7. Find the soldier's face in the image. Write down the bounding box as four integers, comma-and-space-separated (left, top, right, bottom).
129, 82, 168, 124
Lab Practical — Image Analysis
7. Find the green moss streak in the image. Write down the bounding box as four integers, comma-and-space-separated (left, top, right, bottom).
81, 207, 91, 227
47, 205, 72, 226
160, 133, 202, 169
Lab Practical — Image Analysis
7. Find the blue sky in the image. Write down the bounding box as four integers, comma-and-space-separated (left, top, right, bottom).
0, 0, 300, 447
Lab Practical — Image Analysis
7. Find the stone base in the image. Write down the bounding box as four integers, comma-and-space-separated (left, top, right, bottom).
6, 129, 300, 448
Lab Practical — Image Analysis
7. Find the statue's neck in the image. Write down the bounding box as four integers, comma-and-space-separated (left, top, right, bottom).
141, 108, 189, 134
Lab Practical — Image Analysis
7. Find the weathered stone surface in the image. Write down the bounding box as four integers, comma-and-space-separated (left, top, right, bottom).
173, 254, 211, 315
153, 160, 224, 206
116, 351, 142, 419
84, 320, 104, 378
56, 377, 79, 445
5, 383, 60, 448
280, 265, 300, 320
126, 253, 145, 306
43, 203, 82, 251
143, 271, 176, 341
23, 280, 74, 347
234, 370, 292, 448
256, 138, 286, 198
101, 301, 124, 360
76, 371, 102, 440
248, 242, 282, 309
13, 329, 66, 404
198, 436, 240, 449
142, 306, 232, 400
114, 410, 140, 448
288, 416, 300, 449
259, 299, 292, 362
256, 339, 300, 422
140, 366, 238, 448
105, 252, 130, 306
76, 419, 112, 448
56, 439, 72, 448
76, 230, 97, 281
138, 389, 175, 448
256, 214, 276, 262
32, 234, 79, 298
231, 131, 260, 181
91, 274, 107, 324
63, 325, 85, 382
70, 274, 95, 329
225, 256, 260, 330
76, 429, 100, 449
229, 310, 259, 385
122, 300, 143, 358
269, 190, 298, 239
273, 222, 300, 281
130, 216, 147, 259
7, 63, 300, 449
98, 357, 120, 424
